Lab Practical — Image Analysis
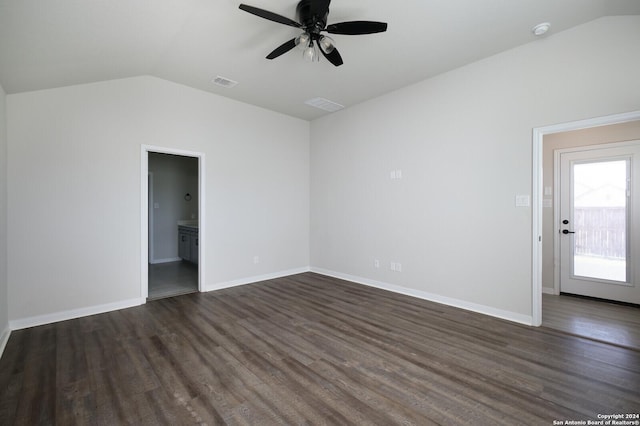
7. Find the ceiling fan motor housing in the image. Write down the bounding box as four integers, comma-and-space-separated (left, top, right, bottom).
296, 0, 328, 36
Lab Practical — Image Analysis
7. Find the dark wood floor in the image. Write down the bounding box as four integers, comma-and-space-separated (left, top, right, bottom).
1, 273, 639, 425
543, 293, 640, 350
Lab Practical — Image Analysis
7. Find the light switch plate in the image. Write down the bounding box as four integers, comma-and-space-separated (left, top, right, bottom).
515, 195, 530, 207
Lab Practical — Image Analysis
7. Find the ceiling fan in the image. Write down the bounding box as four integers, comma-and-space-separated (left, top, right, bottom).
239, 0, 388, 66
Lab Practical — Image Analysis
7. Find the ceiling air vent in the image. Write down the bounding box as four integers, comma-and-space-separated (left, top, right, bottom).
211, 76, 238, 88
304, 97, 344, 112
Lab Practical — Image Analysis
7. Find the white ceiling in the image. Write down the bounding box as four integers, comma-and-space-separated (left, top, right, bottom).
1, 0, 639, 121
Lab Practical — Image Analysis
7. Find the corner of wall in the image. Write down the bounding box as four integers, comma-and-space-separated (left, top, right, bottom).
0, 82, 9, 359
0, 325, 10, 360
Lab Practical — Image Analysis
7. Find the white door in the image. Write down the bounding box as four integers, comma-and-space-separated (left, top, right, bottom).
559, 142, 640, 304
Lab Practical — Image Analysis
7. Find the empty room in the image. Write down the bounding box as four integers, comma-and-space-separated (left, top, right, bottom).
0, 0, 639, 424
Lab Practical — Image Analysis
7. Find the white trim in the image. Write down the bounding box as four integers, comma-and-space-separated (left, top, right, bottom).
141, 147, 149, 299
9, 298, 144, 331
141, 145, 206, 300
199, 154, 206, 294
531, 110, 640, 327
149, 257, 182, 265
532, 127, 543, 326
205, 267, 311, 292
542, 287, 557, 295
311, 268, 533, 326
148, 172, 154, 263
0, 325, 10, 359
553, 148, 562, 296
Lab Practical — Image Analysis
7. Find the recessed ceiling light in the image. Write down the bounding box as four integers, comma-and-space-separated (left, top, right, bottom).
304, 97, 344, 112
532, 22, 551, 36
211, 76, 238, 88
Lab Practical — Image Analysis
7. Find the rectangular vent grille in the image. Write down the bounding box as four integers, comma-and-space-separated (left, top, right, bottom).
304, 97, 344, 112
211, 76, 238, 88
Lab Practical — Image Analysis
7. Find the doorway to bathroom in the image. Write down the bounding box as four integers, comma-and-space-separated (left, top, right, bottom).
141, 146, 205, 301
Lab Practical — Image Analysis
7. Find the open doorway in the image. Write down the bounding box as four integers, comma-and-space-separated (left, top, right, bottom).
532, 113, 640, 348
141, 146, 205, 301
148, 152, 199, 299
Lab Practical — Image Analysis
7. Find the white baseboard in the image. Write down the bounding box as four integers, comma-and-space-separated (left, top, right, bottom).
9, 298, 145, 331
149, 257, 182, 264
0, 324, 10, 360
310, 267, 534, 326
205, 267, 311, 292
5, 266, 534, 335
542, 286, 557, 295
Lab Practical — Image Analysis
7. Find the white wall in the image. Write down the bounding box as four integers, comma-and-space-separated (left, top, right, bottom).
0, 82, 9, 352
7, 76, 310, 324
310, 16, 640, 323
149, 152, 199, 262
4, 16, 640, 329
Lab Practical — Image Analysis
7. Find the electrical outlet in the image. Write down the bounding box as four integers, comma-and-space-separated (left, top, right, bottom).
253, 256, 260, 264
374, 259, 380, 268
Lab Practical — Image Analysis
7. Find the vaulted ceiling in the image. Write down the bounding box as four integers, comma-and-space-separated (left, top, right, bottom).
1, 0, 639, 120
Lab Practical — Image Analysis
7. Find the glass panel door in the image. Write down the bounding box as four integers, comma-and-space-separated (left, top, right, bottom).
558, 141, 640, 305
572, 160, 628, 282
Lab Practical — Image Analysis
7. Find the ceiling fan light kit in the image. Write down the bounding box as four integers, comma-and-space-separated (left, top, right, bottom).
295, 33, 310, 49
318, 35, 335, 54
303, 40, 320, 62
239, 0, 387, 67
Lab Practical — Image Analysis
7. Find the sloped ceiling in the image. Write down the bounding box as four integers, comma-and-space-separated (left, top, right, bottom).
1, 0, 639, 120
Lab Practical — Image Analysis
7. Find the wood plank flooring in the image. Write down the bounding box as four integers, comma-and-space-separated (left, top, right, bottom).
1, 272, 639, 425
543, 293, 640, 350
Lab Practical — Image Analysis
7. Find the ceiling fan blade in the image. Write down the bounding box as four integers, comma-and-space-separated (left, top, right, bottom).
320, 46, 343, 67
239, 4, 301, 28
266, 38, 298, 60
326, 21, 387, 35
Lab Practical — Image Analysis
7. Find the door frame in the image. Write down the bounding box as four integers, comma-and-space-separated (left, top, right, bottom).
148, 172, 154, 263
532, 110, 640, 326
140, 145, 206, 299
